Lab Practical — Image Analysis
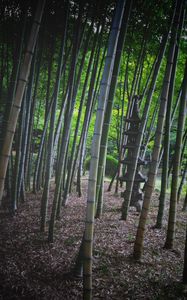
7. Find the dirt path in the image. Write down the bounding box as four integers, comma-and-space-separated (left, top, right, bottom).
0, 179, 186, 299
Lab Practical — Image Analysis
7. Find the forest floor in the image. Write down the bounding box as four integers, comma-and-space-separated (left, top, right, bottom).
0, 178, 186, 300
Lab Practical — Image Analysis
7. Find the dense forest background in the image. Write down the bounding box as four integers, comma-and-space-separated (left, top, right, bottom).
0, 0, 187, 299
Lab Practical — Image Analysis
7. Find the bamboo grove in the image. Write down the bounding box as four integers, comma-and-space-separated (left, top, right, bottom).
0, 0, 187, 298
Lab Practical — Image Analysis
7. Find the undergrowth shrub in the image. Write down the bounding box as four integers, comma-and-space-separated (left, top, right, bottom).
84, 155, 118, 178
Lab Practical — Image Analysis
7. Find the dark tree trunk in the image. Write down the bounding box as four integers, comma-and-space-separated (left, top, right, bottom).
183, 225, 187, 283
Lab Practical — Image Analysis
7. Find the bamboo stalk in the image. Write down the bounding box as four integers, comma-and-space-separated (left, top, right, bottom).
0, 0, 46, 203
83, 1, 126, 298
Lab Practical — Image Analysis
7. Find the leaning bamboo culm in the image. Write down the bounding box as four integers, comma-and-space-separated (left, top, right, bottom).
133, 0, 184, 260
0, 0, 46, 204
165, 59, 187, 249
83, 1, 126, 299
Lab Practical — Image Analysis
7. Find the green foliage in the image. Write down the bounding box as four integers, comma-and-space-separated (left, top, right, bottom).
84, 155, 118, 178
1, 0, 186, 188
105, 155, 118, 177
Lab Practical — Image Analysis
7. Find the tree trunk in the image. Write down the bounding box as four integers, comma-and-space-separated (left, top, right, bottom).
183, 190, 187, 212
156, 5, 185, 227
178, 160, 187, 203
83, 1, 126, 298
40, 4, 68, 232
133, 0, 182, 260
48, 2, 83, 242
183, 224, 187, 284
121, 25, 171, 220
18, 48, 37, 201
156, 44, 179, 228
95, 0, 132, 218
164, 59, 187, 249
76, 29, 106, 197
63, 20, 97, 204
11, 92, 26, 213
0, 0, 45, 203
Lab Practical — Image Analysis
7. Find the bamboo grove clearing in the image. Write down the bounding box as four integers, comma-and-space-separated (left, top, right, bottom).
0, 0, 187, 299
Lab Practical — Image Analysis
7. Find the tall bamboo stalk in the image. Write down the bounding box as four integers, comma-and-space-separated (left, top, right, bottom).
183, 224, 187, 283
75, 27, 106, 197
11, 92, 26, 212
165, 59, 187, 249
18, 49, 37, 201
121, 27, 171, 220
156, 7, 185, 228
63, 23, 99, 204
83, 1, 126, 298
178, 159, 187, 203
0, 0, 45, 203
133, 0, 183, 260
156, 46, 178, 228
95, 0, 132, 218
40, 4, 68, 232
48, 2, 83, 242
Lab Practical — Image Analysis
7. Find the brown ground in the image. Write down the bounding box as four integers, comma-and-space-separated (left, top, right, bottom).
0, 179, 186, 299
